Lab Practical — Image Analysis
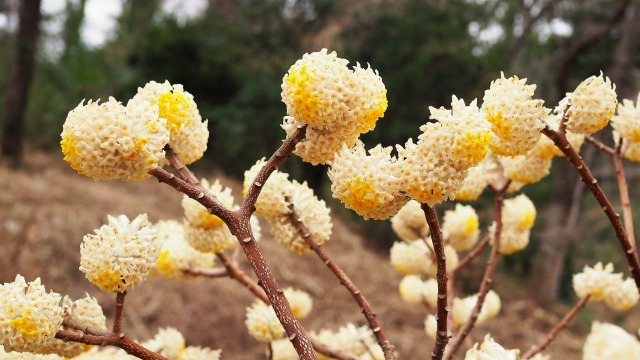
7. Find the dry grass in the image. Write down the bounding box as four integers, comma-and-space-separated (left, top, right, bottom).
0, 152, 617, 359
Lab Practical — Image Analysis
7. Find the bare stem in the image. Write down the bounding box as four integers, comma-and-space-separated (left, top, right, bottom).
286, 201, 396, 360
112, 291, 126, 335
55, 329, 169, 360
420, 204, 449, 360
63, 318, 110, 337
165, 145, 199, 185
542, 126, 640, 290
183, 267, 229, 278
451, 234, 490, 275
613, 141, 636, 255
443, 185, 507, 360
522, 295, 591, 359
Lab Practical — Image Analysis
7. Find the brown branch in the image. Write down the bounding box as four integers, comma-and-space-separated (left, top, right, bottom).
613, 140, 636, 255
215, 252, 358, 360
165, 145, 199, 185
585, 135, 616, 156
420, 204, 449, 360
522, 295, 591, 359
183, 267, 229, 278
55, 329, 169, 360
451, 234, 490, 275
542, 126, 640, 290
112, 292, 126, 335
443, 184, 508, 360
150, 126, 317, 359
63, 318, 110, 337
286, 202, 396, 360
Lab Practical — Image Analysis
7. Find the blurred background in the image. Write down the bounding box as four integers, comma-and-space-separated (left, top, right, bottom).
1, 0, 640, 357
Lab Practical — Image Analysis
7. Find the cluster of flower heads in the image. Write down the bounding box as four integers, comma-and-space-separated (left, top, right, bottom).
489, 194, 536, 255
244, 159, 332, 255
583, 322, 640, 360
572, 262, 639, 312
244, 288, 313, 343
61, 80, 208, 181
80, 214, 160, 293
463, 335, 520, 360
611, 92, 640, 161
281, 49, 387, 165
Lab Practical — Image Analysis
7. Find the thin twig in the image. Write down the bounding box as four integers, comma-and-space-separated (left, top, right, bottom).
55, 329, 169, 360
451, 234, 490, 275
443, 184, 508, 360
420, 204, 449, 360
286, 201, 396, 360
112, 291, 126, 335
183, 267, 229, 278
522, 295, 591, 359
63, 318, 110, 337
165, 145, 199, 185
613, 140, 636, 255
542, 125, 640, 290
585, 136, 616, 155
151, 126, 318, 359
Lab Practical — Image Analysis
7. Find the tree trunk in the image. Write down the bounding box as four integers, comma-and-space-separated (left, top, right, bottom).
1, 0, 42, 167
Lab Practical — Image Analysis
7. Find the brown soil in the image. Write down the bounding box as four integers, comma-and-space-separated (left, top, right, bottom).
0, 152, 619, 359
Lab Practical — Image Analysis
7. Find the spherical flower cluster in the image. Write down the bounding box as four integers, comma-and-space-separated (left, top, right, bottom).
79, 214, 160, 293
0, 275, 63, 354
312, 324, 384, 360
536, 102, 586, 159
49, 295, 106, 357
182, 179, 235, 230
397, 97, 491, 206
270, 338, 299, 360
612, 92, 640, 141
281, 49, 387, 164
270, 180, 332, 255
455, 154, 501, 201
390, 200, 429, 241
141, 327, 185, 360
490, 194, 536, 255
424, 314, 437, 340
390, 240, 432, 275
131, 81, 209, 164
61, 97, 170, 181
565, 73, 617, 134
452, 290, 501, 326
243, 159, 291, 219
583, 322, 640, 360
283, 288, 313, 319
500, 153, 552, 185
398, 275, 438, 307
329, 142, 408, 220
573, 262, 639, 311
182, 346, 222, 360
184, 222, 235, 254
153, 220, 215, 279
482, 73, 547, 156
244, 301, 285, 342
443, 204, 480, 251
465, 334, 519, 360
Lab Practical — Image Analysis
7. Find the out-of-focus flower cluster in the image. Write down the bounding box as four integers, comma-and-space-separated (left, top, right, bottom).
573, 262, 639, 312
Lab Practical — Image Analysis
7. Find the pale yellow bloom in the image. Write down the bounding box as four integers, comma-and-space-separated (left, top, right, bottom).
465, 334, 519, 360
573, 262, 622, 301
482, 73, 547, 156
270, 338, 298, 360
184, 222, 236, 254
61, 97, 169, 181
284, 288, 313, 319
424, 314, 437, 340
443, 204, 480, 251
49, 295, 106, 357
80, 214, 159, 293
455, 154, 501, 201
0, 275, 63, 354
182, 179, 236, 230
583, 322, 640, 360
565, 73, 617, 134
390, 240, 432, 275
603, 277, 639, 312
244, 301, 285, 342
312, 324, 383, 360
153, 220, 215, 280
612, 92, 640, 142
390, 200, 429, 242
141, 327, 185, 360
490, 194, 536, 254
452, 290, 501, 326
182, 346, 222, 360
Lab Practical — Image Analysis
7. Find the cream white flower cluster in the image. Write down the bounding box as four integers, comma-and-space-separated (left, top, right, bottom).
390, 200, 429, 241
451, 290, 501, 327
48, 295, 106, 357
573, 262, 639, 311
489, 194, 536, 255
152, 220, 215, 280
244, 160, 332, 254
61, 81, 208, 181
611, 92, 640, 161
312, 324, 384, 360
482, 73, 547, 156
281, 49, 387, 165
398, 275, 438, 307
181, 179, 242, 254
565, 73, 617, 134
464, 334, 519, 360
244, 288, 312, 343
0, 275, 63, 355
79, 214, 160, 293
442, 204, 480, 251
583, 322, 640, 360
141, 327, 185, 360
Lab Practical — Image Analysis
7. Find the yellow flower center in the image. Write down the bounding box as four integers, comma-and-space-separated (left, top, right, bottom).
196, 209, 224, 229
90, 268, 124, 292
285, 65, 320, 121
457, 131, 491, 165
9, 308, 41, 338
465, 216, 479, 235
158, 91, 192, 133
156, 250, 175, 276
519, 211, 535, 230
356, 91, 388, 133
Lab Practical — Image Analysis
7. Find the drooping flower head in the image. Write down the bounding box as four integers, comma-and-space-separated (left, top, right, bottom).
329, 142, 409, 220
489, 194, 536, 254
442, 204, 480, 251
390, 200, 430, 242
49, 295, 106, 357
573, 262, 639, 311
80, 214, 159, 293
452, 290, 501, 326
0, 275, 64, 354
283, 288, 313, 320
398, 275, 438, 307
182, 179, 236, 230
61, 97, 170, 181
565, 73, 617, 134
583, 322, 640, 360
243, 159, 292, 219
482, 73, 547, 156
611, 92, 640, 142
244, 301, 285, 342
130, 81, 209, 164
141, 327, 185, 360
153, 220, 215, 280
464, 334, 519, 360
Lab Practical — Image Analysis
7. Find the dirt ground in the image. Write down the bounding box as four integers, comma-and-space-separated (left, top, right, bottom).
0, 151, 632, 359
